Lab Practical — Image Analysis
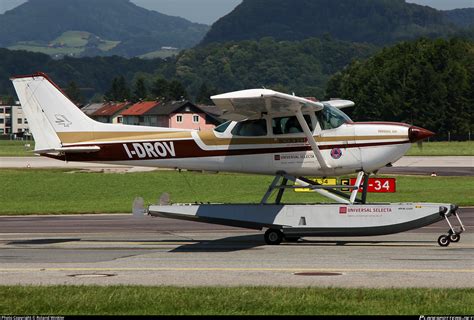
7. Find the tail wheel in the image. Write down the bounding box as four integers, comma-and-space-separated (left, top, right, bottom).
449, 234, 460, 243
437, 235, 450, 247
264, 229, 283, 245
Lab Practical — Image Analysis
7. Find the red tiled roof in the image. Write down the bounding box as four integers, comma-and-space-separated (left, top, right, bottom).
92, 102, 131, 117
121, 101, 160, 116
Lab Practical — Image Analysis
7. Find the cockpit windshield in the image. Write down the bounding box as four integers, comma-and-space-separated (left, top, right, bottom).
316, 104, 352, 130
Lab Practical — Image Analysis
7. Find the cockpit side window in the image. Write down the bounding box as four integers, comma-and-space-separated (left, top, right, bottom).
214, 121, 232, 133
316, 105, 352, 130
272, 115, 312, 135
231, 119, 267, 137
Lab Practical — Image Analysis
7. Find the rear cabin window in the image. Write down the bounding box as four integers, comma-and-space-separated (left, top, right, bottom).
231, 119, 267, 136
272, 115, 312, 135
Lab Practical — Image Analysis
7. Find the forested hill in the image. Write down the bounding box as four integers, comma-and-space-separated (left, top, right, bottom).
326, 38, 474, 138
201, 0, 458, 45
0, 38, 376, 100
443, 8, 474, 28
0, 0, 209, 57
0, 48, 169, 100
174, 38, 376, 98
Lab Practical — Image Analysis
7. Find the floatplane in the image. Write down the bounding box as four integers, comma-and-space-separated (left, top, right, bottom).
11, 73, 465, 246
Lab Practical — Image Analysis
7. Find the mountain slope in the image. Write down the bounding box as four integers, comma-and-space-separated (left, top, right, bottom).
201, 0, 457, 45
0, 0, 209, 57
443, 8, 474, 28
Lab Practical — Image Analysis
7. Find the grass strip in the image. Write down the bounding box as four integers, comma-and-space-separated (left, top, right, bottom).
0, 140, 35, 157
0, 286, 472, 315
406, 141, 473, 156
0, 169, 472, 214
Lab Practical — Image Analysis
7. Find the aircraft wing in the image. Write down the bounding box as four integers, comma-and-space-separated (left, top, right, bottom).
211, 89, 325, 121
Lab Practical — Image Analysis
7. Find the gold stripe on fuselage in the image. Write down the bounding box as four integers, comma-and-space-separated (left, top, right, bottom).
58, 131, 193, 144
198, 131, 408, 146
57, 129, 407, 147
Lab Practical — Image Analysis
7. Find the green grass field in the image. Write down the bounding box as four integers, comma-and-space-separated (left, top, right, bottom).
406, 141, 474, 156
139, 49, 180, 59
8, 30, 120, 56
7, 43, 85, 56
0, 169, 472, 214
0, 140, 472, 157
52, 31, 89, 47
0, 286, 471, 315
0, 140, 35, 156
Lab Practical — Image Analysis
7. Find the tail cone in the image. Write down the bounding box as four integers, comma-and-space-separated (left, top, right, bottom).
409, 126, 435, 143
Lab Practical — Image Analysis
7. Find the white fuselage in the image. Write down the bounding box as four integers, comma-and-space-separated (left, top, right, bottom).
68, 121, 411, 177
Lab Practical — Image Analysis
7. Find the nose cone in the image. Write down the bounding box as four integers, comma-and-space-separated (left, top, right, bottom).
409, 126, 435, 143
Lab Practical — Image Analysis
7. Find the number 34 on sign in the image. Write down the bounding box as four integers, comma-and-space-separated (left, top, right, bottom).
342, 178, 396, 193
294, 178, 396, 193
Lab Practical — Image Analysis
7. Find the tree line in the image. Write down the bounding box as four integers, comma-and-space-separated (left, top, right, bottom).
326, 38, 473, 138
64, 75, 214, 105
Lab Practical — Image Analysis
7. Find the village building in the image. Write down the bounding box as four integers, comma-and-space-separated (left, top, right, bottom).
121, 100, 222, 130
0, 102, 30, 138
80, 103, 105, 116
90, 102, 131, 124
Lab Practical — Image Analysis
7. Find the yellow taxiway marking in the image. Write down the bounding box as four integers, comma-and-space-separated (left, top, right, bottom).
0, 267, 472, 273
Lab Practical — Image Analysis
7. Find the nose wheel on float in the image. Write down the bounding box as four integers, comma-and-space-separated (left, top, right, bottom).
437, 207, 465, 247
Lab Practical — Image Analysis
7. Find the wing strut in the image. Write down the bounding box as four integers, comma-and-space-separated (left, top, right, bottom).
294, 108, 330, 172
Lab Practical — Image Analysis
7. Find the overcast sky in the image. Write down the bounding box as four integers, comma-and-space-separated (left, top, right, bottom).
0, 0, 473, 24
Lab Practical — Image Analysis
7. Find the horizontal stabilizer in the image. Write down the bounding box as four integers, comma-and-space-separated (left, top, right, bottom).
34, 146, 101, 154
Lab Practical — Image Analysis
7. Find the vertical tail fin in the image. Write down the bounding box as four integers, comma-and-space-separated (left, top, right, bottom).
11, 72, 193, 154
11, 73, 96, 152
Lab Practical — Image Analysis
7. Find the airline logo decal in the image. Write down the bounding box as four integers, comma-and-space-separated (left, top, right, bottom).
339, 206, 392, 215
330, 148, 342, 159
123, 142, 176, 159
54, 114, 72, 127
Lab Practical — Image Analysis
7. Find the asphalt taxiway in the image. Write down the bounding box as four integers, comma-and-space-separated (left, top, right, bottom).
0, 155, 472, 287
0, 208, 472, 287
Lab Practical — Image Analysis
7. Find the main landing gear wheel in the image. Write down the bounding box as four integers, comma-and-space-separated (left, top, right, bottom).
437, 235, 450, 247
264, 229, 284, 245
449, 234, 461, 243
